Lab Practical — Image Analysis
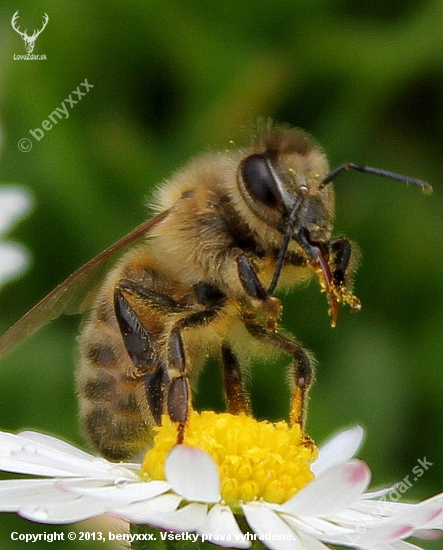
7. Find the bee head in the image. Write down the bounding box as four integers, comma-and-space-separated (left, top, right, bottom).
237, 125, 334, 244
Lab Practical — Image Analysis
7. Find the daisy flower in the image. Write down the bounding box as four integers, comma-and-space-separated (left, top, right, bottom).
0, 411, 442, 550
0, 186, 32, 287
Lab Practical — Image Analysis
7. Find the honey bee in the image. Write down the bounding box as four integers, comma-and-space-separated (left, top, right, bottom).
0, 121, 431, 460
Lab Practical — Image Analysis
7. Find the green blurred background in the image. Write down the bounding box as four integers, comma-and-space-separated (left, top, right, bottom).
0, 0, 442, 548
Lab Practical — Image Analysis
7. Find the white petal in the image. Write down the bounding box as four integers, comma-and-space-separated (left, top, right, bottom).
296, 530, 331, 550
119, 496, 208, 532
18, 431, 96, 460
282, 514, 358, 540
412, 529, 443, 541
0, 479, 65, 511
243, 502, 302, 550
350, 498, 410, 523
152, 502, 208, 532
361, 486, 401, 500
0, 243, 29, 284
0, 431, 137, 480
0, 479, 108, 523
0, 187, 32, 235
199, 504, 250, 549
64, 479, 170, 505
165, 445, 221, 503
282, 459, 371, 516
116, 493, 182, 524
311, 425, 364, 476
20, 498, 109, 524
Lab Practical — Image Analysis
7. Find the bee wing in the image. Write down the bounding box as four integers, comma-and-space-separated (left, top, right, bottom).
0, 209, 170, 359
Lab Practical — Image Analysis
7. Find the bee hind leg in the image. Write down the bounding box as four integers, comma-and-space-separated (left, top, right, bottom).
114, 281, 185, 425
114, 286, 159, 368
115, 279, 227, 443
194, 284, 250, 414
220, 344, 251, 415
144, 365, 168, 425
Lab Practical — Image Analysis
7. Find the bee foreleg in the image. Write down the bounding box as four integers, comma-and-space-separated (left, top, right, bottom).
237, 253, 268, 301
237, 253, 281, 325
220, 344, 250, 415
328, 237, 352, 287
243, 319, 313, 430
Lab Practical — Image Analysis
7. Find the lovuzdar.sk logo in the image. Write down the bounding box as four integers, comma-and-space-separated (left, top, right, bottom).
11, 11, 48, 60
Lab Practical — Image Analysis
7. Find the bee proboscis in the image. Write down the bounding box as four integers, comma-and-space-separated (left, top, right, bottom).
0, 121, 431, 460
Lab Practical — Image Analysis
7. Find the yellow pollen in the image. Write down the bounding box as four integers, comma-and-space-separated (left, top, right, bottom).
142, 411, 318, 508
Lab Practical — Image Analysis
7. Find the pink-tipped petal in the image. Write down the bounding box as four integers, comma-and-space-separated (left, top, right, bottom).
353, 521, 415, 546
282, 459, 371, 516
311, 426, 364, 476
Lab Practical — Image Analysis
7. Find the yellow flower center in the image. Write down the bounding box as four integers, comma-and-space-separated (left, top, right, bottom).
142, 411, 318, 508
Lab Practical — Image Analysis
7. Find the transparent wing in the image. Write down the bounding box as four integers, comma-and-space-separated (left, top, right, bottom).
0, 210, 170, 359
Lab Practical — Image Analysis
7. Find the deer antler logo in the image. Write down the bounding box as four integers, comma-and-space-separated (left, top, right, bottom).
11, 11, 49, 54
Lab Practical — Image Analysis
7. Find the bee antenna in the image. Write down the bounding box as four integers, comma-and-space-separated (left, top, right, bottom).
268, 196, 304, 295
320, 163, 432, 194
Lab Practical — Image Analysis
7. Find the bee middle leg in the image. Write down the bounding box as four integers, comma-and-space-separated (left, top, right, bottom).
167, 303, 227, 443
243, 318, 313, 430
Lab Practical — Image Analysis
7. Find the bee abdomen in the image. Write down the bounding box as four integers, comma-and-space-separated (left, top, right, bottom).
77, 327, 154, 460
84, 342, 117, 369
82, 403, 149, 461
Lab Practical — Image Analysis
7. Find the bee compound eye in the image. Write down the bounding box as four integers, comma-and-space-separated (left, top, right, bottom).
240, 154, 282, 209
